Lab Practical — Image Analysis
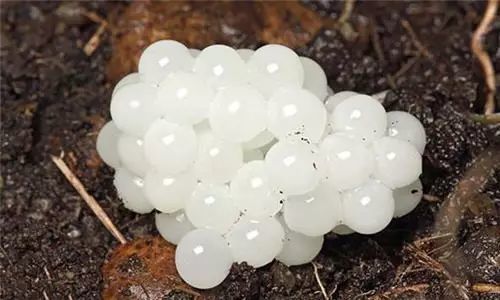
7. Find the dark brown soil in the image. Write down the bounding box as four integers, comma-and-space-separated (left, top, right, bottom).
1, 1, 499, 300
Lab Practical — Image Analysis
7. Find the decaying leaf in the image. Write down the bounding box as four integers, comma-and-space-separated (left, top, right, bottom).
102, 236, 200, 300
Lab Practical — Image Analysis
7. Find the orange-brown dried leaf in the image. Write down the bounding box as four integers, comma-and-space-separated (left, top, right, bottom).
102, 236, 200, 300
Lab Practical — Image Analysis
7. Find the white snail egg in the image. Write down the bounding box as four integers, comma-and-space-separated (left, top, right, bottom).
330, 94, 387, 144
236, 48, 255, 61
117, 134, 149, 177
300, 56, 328, 101
96, 121, 121, 168
268, 87, 327, 142
276, 219, 323, 266
230, 161, 282, 217
342, 180, 395, 234
143, 119, 198, 174
156, 72, 214, 125
112, 73, 141, 97
243, 130, 275, 150
243, 148, 264, 162
324, 91, 358, 113
185, 183, 240, 234
138, 40, 194, 84
393, 179, 423, 218
209, 86, 267, 143
175, 228, 233, 289
144, 168, 197, 213
155, 210, 195, 245
113, 168, 153, 214
193, 44, 247, 88
283, 181, 342, 236
226, 216, 285, 268
372, 137, 422, 188
386, 111, 426, 154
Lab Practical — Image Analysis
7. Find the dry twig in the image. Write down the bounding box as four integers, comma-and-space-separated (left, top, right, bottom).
472, 283, 500, 294
401, 19, 433, 60
51, 154, 127, 244
82, 11, 108, 56
471, 0, 498, 115
312, 262, 329, 300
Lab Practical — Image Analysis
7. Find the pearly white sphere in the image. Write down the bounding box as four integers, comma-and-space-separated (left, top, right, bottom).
372, 137, 422, 188
112, 73, 141, 97
226, 216, 285, 267
236, 48, 254, 61
175, 228, 233, 289
156, 72, 215, 125
110, 82, 159, 137
276, 224, 323, 266
247, 44, 304, 96
194, 133, 243, 184
138, 40, 194, 84
144, 168, 197, 213
324, 91, 358, 113
265, 139, 326, 195
327, 86, 334, 96
209, 86, 267, 142
342, 180, 395, 234
185, 183, 240, 234
284, 181, 342, 236
193, 45, 247, 88
332, 224, 355, 235
387, 111, 426, 154
243, 130, 275, 150
393, 179, 423, 218
117, 134, 149, 177
320, 133, 375, 190
230, 161, 282, 217
330, 95, 387, 144
143, 119, 198, 174
96, 121, 121, 168
114, 168, 153, 214
189, 48, 201, 57
155, 210, 195, 244
268, 87, 327, 142
300, 57, 328, 101
243, 148, 264, 162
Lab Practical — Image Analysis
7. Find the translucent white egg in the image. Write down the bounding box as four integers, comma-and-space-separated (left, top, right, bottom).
342, 180, 395, 234
112, 73, 141, 97
193, 45, 247, 88
194, 133, 243, 184
236, 48, 254, 61
143, 119, 198, 174
324, 91, 358, 113
175, 228, 233, 289
230, 161, 282, 217
300, 57, 328, 101
226, 216, 285, 267
110, 82, 159, 137
243, 148, 264, 162
243, 130, 275, 150
320, 133, 375, 190
332, 224, 355, 235
327, 86, 334, 96
330, 94, 387, 144
372, 137, 422, 188
276, 220, 323, 266
265, 139, 326, 195
393, 179, 423, 218
144, 168, 197, 213
247, 44, 304, 96
386, 111, 426, 154
155, 210, 195, 244
189, 48, 201, 57
283, 181, 342, 236
96, 121, 121, 168
138, 40, 194, 84
268, 87, 327, 142
114, 168, 153, 214
156, 72, 215, 125
209, 86, 267, 143
185, 183, 240, 234
117, 134, 149, 177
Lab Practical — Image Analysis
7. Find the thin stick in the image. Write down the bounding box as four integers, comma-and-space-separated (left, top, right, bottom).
82, 11, 108, 56
312, 262, 329, 300
472, 283, 500, 293
401, 19, 433, 60
471, 0, 498, 115
51, 155, 127, 245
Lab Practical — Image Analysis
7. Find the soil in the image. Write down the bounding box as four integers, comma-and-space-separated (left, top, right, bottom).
1, 1, 499, 300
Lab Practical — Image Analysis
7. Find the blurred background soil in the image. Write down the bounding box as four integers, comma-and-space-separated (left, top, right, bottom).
1, 1, 499, 299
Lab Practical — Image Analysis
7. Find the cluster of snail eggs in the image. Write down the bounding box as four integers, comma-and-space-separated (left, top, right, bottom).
96, 40, 426, 289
